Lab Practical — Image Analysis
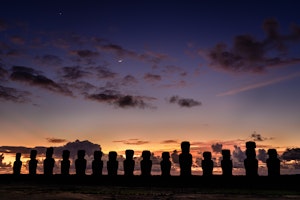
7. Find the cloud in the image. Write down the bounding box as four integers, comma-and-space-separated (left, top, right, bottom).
46, 138, 68, 144
0, 66, 8, 80
232, 145, 246, 164
70, 49, 99, 58
206, 18, 300, 74
35, 54, 63, 66
168, 95, 201, 108
10, 66, 73, 96
89, 66, 118, 79
121, 75, 138, 86
281, 148, 300, 161
10, 35, 25, 45
0, 85, 30, 103
171, 150, 179, 163
96, 41, 168, 64
217, 72, 300, 96
161, 140, 178, 144
113, 139, 149, 145
211, 143, 223, 153
143, 73, 162, 82
86, 90, 156, 109
71, 81, 97, 93
61, 66, 90, 80
250, 131, 273, 142
257, 148, 267, 163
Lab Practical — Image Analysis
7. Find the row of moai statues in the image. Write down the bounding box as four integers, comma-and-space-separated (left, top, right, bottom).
12, 141, 280, 176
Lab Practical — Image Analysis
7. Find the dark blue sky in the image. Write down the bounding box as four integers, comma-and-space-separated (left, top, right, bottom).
1, 0, 300, 166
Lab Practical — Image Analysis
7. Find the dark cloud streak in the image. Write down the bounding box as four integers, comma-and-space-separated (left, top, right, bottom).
168, 95, 201, 108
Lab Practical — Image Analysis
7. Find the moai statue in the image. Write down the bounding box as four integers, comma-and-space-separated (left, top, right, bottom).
107, 151, 118, 176
160, 152, 171, 176
13, 153, 22, 175
44, 147, 55, 175
140, 150, 152, 176
29, 149, 38, 175
221, 149, 233, 176
179, 141, 192, 176
75, 150, 87, 175
266, 148, 280, 176
61, 150, 70, 175
244, 141, 258, 176
202, 151, 213, 176
92, 150, 103, 176
123, 149, 135, 176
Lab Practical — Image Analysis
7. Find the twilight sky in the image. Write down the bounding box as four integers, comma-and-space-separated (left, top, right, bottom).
1, 0, 300, 159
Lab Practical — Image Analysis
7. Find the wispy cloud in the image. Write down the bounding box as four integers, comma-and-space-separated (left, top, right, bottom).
46, 137, 68, 143
113, 139, 149, 145
217, 72, 300, 96
0, 85, 30, 103
168, 95, 201, 108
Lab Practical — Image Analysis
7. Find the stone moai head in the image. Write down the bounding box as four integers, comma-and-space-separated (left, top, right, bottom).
142, 150, 151, 160
16, 152, 21, 161
222, 149, 231, 159
125, 149, 134, 160
94, 150, 103, 160
109, 151, 117, 161
181, 141, 190, 154
62, 150, 70, 160
246, 141, 256, 149
30, 150, 37, 159
46, 147, 54, 158
203, 151, 212, 160
267, 148, 278, 159
77, 150, 85, 159
162, 152, 170, 160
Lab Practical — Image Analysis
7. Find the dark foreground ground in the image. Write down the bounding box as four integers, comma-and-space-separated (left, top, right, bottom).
1, 174, 300, 199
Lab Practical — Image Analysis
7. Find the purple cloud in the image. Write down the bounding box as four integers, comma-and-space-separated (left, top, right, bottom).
168, 95, 202, 108
206, 18, 300, 74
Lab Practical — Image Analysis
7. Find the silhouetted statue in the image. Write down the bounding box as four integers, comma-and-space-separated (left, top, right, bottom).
61, 150, 70, 175
160, 152, 171, 176
29, 149, 38, 175
123, 149, 135, 176
13, 153, 22, 175
75, 150, 86, 175
244, 141, 258, 176
202, 151, 213, 176
140, 150, 152, 176
221, 149, 233, 176
92, 150, 103, 176
107, 151, 118, 176
267, 148, 280, 176
179, 141, 192, 176
44, 147, 55, 175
